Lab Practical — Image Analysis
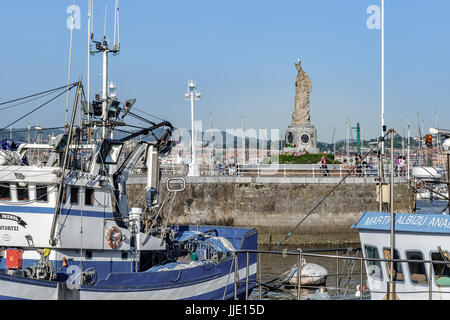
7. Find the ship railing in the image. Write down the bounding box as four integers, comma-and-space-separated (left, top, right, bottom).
232, 248, 450, 301
235, 164, 382, 179
158, 163, 449, 181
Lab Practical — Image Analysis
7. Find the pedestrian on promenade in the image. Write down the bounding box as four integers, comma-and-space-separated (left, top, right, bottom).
320, 155, 329, 176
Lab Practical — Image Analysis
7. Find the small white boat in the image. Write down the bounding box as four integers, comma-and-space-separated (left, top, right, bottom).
411, 167, 443, 181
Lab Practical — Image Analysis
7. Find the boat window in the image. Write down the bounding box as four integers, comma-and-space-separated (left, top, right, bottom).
406, 251, 428, 285
0, 184, 11, 201
383, 248, 404, 282
70, 187, 80, 205
85, 188, 94, 207
431, 251, 450, 287
364, 245, 383, 280
17, 184, 29, 201
36, 185, 48, 202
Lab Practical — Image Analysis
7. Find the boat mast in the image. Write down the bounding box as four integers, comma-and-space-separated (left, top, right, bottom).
91, 1, 120, 139
102, 49, 109, 139
87, 0, 93, 142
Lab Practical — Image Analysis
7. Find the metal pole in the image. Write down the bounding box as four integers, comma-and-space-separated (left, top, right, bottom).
102, 50, 109, 139
297, 252, 302, 300
388, 130, 396, 299
234, 253, 238, 300
258, 252, 262, 300
241, 116, 245, 165
379, 151, 383, 212
87, 0, 92, 143
407, 123, 410, 180
429, 261, 433, 300
49, 82, 82, 246
336, 250, 339, 297
190, 92, 195, 167
360, 258, 364, 300
447, 154, 450, 213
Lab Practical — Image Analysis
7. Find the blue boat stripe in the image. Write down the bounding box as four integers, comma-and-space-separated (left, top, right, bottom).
0, 205, 114, 218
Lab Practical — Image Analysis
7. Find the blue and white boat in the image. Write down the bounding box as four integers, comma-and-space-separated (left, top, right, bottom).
0, 7, 257, 300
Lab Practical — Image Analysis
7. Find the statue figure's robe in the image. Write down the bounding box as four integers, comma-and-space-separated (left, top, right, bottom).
292, 62, 312, 126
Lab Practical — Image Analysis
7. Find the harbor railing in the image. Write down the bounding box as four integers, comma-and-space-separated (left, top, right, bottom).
233, 248, 450, 301
158, 163, 418, 180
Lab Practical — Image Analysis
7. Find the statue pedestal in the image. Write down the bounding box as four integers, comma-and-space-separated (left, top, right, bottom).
284, 125, 319, 154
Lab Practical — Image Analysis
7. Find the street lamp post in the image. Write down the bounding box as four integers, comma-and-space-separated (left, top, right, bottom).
185, 80, 202, 176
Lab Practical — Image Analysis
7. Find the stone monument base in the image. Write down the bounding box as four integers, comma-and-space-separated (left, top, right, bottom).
284, 125, 320, 154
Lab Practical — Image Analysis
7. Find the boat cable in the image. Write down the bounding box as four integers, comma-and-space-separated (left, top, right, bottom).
159, 191, 178, 246
65, 5, 76, 132
0, 90, 69, 112
0, 83, 78, 107
0, 84, 78, 134
3, 126, 65, 134
274, 129, 396, 249
142, 191, 173, 244
133, 106, 166, 123
337, 248, 360, 296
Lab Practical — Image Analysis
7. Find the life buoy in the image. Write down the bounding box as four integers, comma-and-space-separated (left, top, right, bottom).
106, 227, 122, 249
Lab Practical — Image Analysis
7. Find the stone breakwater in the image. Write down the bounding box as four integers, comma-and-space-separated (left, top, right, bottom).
126, 176, 413, 246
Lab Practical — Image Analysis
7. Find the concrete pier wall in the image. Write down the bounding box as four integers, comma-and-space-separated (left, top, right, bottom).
126, 176, 413, 246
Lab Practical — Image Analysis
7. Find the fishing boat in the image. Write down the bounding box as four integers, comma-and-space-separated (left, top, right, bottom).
0, 5, 257, 300
353, 128, 450, 300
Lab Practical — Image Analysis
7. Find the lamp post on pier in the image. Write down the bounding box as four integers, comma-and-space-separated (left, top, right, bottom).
185, 80, 202, 176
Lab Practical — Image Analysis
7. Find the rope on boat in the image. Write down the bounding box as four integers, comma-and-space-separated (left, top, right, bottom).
159, 191, 177, 245
0, 83, 78, 107
142, 191, 174, 245
0, 84, 78, 134
337, 248, 360, 296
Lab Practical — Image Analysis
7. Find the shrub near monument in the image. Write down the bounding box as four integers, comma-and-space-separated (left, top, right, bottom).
279, 153, 341, 164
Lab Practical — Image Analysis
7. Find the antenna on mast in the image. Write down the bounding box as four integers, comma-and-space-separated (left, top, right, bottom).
90, 1, 121, 139
87, 0, 93, 142
113, 0, 120, 50
103, 4, 107, 39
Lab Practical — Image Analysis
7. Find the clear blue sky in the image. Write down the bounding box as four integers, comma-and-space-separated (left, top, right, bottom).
0, 0, 449, 143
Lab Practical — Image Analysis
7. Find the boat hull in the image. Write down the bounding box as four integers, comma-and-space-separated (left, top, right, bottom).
353, 212, 450, 300
0, 225, 258, 300
0, 259, 257, 300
